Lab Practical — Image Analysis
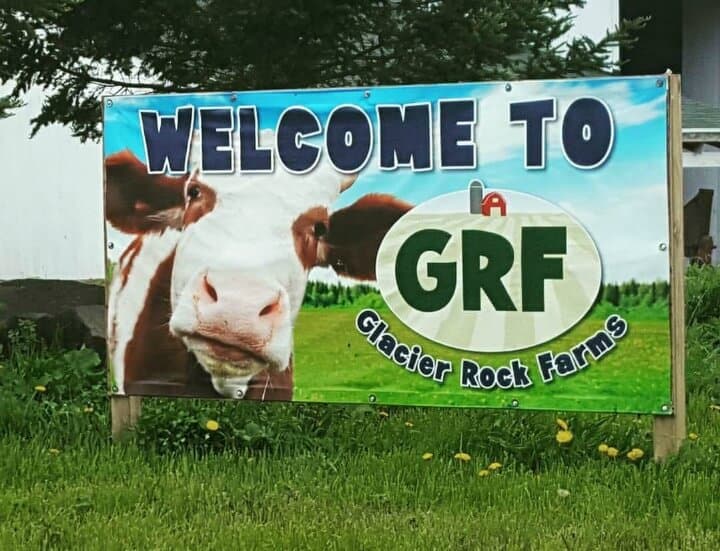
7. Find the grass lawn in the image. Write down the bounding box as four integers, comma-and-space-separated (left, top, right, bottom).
2, 297, 719, 549
294, 308, 671, 414
0, 391, 719, 549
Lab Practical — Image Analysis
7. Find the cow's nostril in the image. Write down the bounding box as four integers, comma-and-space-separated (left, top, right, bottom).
259, 295, 281, 318
203, 275, 218, 302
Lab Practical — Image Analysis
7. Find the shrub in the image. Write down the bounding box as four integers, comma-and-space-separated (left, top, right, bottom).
0, 319, 104, 440
686, 265, 720, 325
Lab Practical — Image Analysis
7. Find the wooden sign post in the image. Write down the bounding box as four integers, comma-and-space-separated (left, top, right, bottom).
653, 73, 687, 461
111, 395, 142, 440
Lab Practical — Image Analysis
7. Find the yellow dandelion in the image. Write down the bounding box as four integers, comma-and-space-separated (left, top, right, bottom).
556, 418, 568, 431
555, 430, 573, 444
48, 448, 60, 455
405, 421, 414, 428
378, 411, 389, 418
606, 447, 619, 458
34, 385, 47, 393
488, 462, 502, 471
598, 443, 609, 454
688, 432, 699, 441
454, 452, 471, 462
83, 406, 94, 413
205, 419, 220, 431
478, 469, 490, 477
627, 448, 644, 461
422, 452, 433, 461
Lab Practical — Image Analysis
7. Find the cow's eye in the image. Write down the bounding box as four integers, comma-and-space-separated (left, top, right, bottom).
187, 185, 201, 200
313, 221, 327, 238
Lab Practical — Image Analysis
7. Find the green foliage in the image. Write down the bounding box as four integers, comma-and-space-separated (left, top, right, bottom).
0, 0, 646, 141
685, 265, 720, 398
0, 95, 23, 119
686, 264, 720, 325
0, 319, 103, 439
133, 401, 343, 455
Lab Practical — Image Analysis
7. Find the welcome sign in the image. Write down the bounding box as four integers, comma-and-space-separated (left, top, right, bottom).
103, 75, 672, 414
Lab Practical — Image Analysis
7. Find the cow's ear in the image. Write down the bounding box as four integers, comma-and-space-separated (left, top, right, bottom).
322, 194, 412, 280
105, 150, 186, 234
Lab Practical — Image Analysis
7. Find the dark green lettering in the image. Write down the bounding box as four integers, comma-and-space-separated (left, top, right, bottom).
396, 229, 456, 312
462, 230, 516, 311
521, 227, 566, 311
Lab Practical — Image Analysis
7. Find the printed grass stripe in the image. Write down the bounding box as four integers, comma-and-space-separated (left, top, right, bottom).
293, 307, 671, 414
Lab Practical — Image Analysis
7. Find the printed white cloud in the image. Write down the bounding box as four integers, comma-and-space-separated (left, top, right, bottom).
476, 79, 665, 165
357, 79, 665, 175
558, 182, 670, 283
307, 266, 379, 288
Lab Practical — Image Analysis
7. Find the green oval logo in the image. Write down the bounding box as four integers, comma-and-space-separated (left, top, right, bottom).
376, 189, 602, 352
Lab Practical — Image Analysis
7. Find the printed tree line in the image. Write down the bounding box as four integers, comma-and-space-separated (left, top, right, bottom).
599, 281, 669, 308
303, 280, 670, 310
303, 281, 384, 309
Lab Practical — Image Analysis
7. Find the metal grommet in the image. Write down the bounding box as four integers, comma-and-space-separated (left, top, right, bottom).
108, 242, 114, 250
368, 394, 377, 403
505, 83, 512, 92
658, 243, 668, 251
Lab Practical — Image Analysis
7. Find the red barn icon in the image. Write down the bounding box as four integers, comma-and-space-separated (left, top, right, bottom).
481, 192, 507, 216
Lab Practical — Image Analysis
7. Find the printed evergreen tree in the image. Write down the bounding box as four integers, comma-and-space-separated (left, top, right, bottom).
604, 283, 620, 306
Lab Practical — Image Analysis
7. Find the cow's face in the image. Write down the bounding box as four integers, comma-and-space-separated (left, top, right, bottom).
168, 164, 352, 391
105, 147, 411, 397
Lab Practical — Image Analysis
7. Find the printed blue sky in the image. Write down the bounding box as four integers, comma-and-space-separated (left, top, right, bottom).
105, 75, 669, 283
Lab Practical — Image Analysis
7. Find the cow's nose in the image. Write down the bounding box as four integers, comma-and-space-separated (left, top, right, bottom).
192, 271, 287, 350
198, 273, 282, 318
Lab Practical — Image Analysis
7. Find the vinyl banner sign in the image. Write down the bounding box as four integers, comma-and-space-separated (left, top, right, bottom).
104, 75, 672, 414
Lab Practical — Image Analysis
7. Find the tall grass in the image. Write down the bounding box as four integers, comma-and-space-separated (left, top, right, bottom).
1, 270, 720, 548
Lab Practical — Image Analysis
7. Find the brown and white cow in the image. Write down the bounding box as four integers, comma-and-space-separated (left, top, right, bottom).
105, 139, 411, 401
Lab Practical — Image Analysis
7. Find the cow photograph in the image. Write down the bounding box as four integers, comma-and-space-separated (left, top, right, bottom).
105, 131, 411, 401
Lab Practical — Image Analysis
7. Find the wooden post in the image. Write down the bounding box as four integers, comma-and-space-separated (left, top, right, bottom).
653, 74, 687, 461
111, 395, 143, 440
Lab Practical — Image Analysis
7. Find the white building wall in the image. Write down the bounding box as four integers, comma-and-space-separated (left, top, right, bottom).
0, 1, 619, 280
0, 87, 105, 280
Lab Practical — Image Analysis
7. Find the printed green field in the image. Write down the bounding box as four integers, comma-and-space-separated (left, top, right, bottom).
294, 308, 671, 414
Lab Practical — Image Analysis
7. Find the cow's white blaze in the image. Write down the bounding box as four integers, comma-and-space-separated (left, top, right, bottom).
168, 141, 349, 397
